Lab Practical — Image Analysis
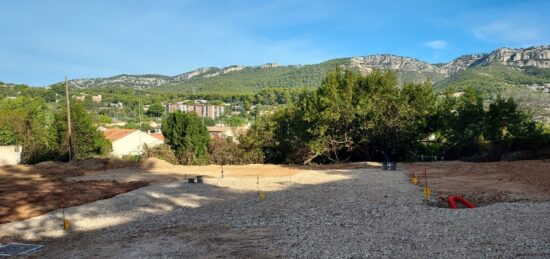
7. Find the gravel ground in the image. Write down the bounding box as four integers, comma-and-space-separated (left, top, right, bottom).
1, 167, 549, 258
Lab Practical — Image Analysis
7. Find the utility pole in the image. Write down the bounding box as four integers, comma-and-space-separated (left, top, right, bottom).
138, 95, 142, 147
138, 95, 142, 131
65, 77, 72, 161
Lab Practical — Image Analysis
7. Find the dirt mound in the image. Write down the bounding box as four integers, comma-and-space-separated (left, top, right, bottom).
69, 158, 109, 171
106, 159, 139, 169
34, 161, 61, 169
34, 159, 138, 172
141, 157, 174, 170
34, 161, 78, 171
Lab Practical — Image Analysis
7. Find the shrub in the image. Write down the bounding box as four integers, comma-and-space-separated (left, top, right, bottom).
142, 144, 178, 165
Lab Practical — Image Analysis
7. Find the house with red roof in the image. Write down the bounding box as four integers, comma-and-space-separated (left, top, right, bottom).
102, 128, 164, 157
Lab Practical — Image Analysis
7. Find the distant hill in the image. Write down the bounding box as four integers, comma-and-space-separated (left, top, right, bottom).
50, 45, 550, 94
433, 65, 550, 93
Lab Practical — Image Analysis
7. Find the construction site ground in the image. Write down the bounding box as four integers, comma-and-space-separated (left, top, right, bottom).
404, 160, 550, 207
0, 159, 549, 257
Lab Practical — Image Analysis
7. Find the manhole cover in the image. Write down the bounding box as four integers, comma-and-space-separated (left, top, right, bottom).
0, 243, 43, 256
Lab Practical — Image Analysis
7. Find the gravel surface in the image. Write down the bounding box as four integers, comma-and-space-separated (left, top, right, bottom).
1, 168, 549, 258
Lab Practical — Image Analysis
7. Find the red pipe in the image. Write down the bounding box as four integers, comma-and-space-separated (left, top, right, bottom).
448, 195, 475, 209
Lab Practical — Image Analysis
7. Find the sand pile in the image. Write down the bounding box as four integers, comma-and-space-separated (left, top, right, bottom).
140, 157, 174, 170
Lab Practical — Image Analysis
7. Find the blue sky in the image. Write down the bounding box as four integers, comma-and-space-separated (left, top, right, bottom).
1, 0, 549, 86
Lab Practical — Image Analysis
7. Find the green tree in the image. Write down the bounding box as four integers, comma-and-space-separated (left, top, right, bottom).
54, 101, 111, 160
146, 103, 165, 118
435, 87, 486, 157
0, 97, 58, 163
250, 68, 437, 164
243, 99, 252, 111
484, 95, 544, 159
0, 125, 17, 146
161, 112, 210, 164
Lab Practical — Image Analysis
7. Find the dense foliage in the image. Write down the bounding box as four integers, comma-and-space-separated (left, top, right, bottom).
0, 96, 110, 163
1, 65, 549, 165
242, 69, 549, 164
145, 103, 165, 118
209, 137, 260, 165
142, 144, 178, 165
161, 112, 210, 164
54, 101, 112, 160
0, 97, 58, 162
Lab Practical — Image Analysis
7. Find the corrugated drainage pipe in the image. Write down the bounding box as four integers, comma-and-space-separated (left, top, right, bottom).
448, 195, 475, 209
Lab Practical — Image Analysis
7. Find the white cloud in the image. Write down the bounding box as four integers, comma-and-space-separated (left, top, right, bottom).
424, 40, 448, 50
473, 21, 548, 46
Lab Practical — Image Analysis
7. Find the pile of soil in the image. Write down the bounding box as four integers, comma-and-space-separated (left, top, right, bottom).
105, 159, 139, 170
35, 161, 78, 171
69, 158, 110, 171
140, 157, 174, 170
68, 158, 140, 171
34, 161, 60, 169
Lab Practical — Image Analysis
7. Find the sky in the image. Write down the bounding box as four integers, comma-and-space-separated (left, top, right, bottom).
0, 0, 549, 86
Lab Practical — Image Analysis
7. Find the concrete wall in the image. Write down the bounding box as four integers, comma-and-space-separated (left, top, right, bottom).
0, 145, 22, 166
111, 131, 163, 157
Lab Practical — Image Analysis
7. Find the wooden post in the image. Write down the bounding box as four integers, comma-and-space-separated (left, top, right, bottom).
424, 168, 428, 187
65, 77, 72, 161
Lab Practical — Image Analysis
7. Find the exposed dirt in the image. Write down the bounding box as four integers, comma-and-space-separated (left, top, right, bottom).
1, 161, 549, 257
3, 159, 548, 225
69, 157, 140, 171
0, 161, 376, 224
140, 157, 174, 170
404, 160, 550, 207
0, 164, 149, 223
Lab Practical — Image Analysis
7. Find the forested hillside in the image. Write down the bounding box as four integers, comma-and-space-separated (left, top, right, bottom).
57, 45, 550, 94
433, 65, 550, 93
3, 45, 550, 118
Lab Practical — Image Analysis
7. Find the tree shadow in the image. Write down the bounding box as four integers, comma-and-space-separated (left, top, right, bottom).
2, 164, 548, 258
0, 167, 366, 257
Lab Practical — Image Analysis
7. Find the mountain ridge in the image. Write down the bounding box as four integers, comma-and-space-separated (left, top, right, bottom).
55, 45, 550, 93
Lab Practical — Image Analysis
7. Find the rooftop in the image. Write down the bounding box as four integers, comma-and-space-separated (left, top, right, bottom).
103, 128, 136, 142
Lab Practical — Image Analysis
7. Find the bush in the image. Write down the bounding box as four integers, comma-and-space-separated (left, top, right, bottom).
142, 144, 178, 165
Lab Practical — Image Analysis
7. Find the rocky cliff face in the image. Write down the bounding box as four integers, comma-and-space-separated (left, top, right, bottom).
69, 75, 171, 89
64, 45, 550, 89
472, 46, 550, 68
348, 55, 445, 74
345, 46, 550, 76
174, 67, 219, 80
439, 54, 485, 75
